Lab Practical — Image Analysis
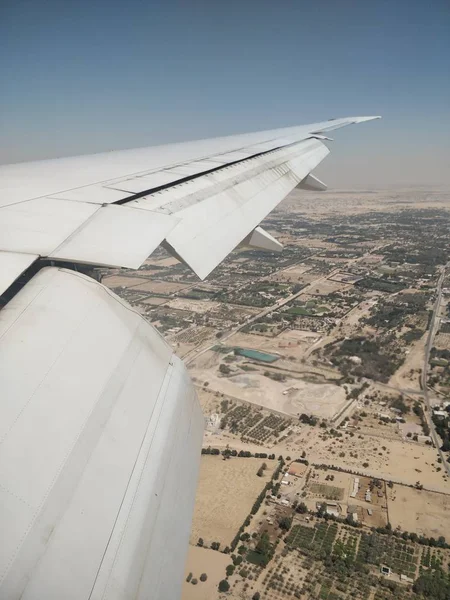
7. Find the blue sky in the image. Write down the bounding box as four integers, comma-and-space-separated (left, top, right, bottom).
1, 0, 449, 185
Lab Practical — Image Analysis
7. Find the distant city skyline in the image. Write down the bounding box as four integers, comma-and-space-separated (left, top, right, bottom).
1, 0, 449, 186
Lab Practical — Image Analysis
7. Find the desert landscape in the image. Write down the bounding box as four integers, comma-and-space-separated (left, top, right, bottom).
103, 187, 450, 600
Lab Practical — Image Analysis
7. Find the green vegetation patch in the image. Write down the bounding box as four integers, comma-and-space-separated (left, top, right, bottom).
309, 483, 344, 501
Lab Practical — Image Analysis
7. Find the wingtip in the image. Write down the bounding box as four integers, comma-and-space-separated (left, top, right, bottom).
356, 115, 382, 122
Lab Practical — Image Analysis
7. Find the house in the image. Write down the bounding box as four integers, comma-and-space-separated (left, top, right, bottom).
317, 501, 341, 517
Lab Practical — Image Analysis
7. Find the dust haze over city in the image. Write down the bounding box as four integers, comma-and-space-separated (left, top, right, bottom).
1, 1, 450, 600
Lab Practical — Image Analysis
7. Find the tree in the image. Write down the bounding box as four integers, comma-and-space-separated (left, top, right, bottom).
219, 364, 231, 375
197, 537, 203, 547
200, 573, 207, 582
296, 502, 308, 514
191, 578, 198, 585
413, 568, 450, 599
218, 580, 230, 592
256, 532, 271, 556
226, 565, 235, 576
279, 516, 292, 531
252, 593, 261, 600
186, 572, 193, 582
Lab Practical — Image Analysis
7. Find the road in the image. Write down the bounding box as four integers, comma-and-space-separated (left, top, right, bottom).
420, 265, 449, 476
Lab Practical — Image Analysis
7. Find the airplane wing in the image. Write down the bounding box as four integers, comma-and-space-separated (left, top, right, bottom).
0, 116, 379, 599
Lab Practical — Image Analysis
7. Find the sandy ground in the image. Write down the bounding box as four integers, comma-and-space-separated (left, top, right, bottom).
168, 298, 220, 314
190, 456, 274, 548
389, 333, 426, 390
145, 256, 180, 267
388, 485, 450, 539
103, 275, 149, 287
282, 427, 449, 492
304, 279, 351, 296
127, 280, 190, 294
141, 296, 168, 305
191, 366, 347, 419
182, 546, 229, 600
268, 264, 311, 282
202, 420, 449, 494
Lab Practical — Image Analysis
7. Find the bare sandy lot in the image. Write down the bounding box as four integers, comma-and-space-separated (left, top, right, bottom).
304, 279, 351, 296
268, 264, 311, 282
182, 546, 229, 600
388, 485, 450, 539
191, 357, 347, 419
190, 456, 274, 548
103, 275, 149, 288
281, 426, 449, 493
144, 256, 180, 267
168, 298, 220, 314
128, 280, 190, 294
141, 296, 169, 306
389, 333, 426, 390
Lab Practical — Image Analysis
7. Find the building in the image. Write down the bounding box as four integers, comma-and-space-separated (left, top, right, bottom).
317, 501, 341, 517
350, 477, 359, 498
288, 462, 308, 477
433, 410, 448, 419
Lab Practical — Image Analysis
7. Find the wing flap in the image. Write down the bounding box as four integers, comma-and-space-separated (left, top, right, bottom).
49, 204, 178, 269
147, 138, 329, 278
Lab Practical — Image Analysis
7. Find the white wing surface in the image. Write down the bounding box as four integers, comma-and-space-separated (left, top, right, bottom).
0, 116, 379, 599
0, 116, 380, 287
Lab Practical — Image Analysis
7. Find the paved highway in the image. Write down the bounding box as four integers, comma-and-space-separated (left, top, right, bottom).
420, 266, 449, 476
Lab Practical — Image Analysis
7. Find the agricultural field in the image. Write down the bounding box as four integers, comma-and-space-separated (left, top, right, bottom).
356, 532, 419, 577
219, 401, 292, 444
286, 522, 339, 555
189, 456, 275, 548
308, 483, 345, 501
